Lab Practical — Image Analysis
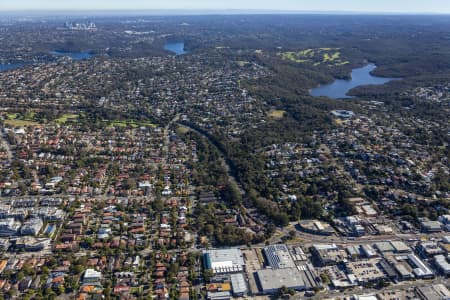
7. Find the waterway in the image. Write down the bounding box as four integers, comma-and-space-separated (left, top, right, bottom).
0, 51, 93, 72
0, 63, 25, 72
310, 63, 396, 99
164, 42, 187, 55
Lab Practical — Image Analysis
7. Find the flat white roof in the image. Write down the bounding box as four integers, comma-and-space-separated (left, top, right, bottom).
257, 268, 306, 291
230, 273, 247, 294
204, 248, 244, 274
84, 268, 102, 279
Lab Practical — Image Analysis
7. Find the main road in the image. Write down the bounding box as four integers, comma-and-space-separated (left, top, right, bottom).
292, 229, 449, 246
296, 277, 448, 300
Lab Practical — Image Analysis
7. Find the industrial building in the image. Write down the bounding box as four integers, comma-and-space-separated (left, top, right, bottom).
230, 273, 248, 297
415, 284, 450, 300
417, 241, 445, 258
311, 244, 343, 266
393, 262, 414, 280
297, 264, 321, 290
256, 268, 306, 294
263, 244, 296, 269
203, 248, 245, 274
360, 244, 378, 258
378, 259, 398, 280
207, 291, 231, 300
374, 242, 395, 253
407, 254, 435, 279
297, 220, 335, 236
420, 220, 442, 233
390, 241, 411, 253
346, 245, 361, 258
433, 255, 450, 276
345, 260, 386, 283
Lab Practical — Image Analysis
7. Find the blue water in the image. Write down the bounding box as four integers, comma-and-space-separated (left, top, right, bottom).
310, 63, 396, 99
50, 50, 93, 60
45, 224, 55, 235
0, 63, 25, 72
164, 42, 187, 55
0, 51, 92, 72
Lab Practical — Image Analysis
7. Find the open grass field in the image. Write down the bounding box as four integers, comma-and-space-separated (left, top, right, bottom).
267, 109, 286, 119
237, 60, 250, 67
278, 47, 350, 67
5, 113, 19, 119
3, 112, 39, 127
177, 126, 190, 134
4, 119, 39, 127
55, 114, 79, 124
107, 120, 156, 128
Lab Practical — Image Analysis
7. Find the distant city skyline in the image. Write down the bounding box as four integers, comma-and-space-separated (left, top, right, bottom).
0, 0, 449, 14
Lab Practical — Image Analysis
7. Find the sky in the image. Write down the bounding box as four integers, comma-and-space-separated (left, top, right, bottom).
0, 0, 449, 13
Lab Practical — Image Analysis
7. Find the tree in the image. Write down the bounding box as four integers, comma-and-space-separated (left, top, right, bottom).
221, 181, 242, 205
320, 272, 330, 285
203, 269, 214, 282
103, 287, 112, 299
288, 230, 296, 239
16, 271, 25, 281
123, 178, 137, 190
277, 285, 295, 298
7, 288, 17, 298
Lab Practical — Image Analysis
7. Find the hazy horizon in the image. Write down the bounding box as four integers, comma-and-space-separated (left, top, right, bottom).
1, 0, 449, 14
0, 9, 449, 17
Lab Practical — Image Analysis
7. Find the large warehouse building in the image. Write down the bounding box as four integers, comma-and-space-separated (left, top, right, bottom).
203, 248, 245, 274
263, 244, 296, 269
256, 268, 306, 294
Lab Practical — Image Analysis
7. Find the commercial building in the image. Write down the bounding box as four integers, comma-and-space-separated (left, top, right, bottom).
346, 245, 360, 258
417, 241, 445, 258
203, 248, 245, 274
297, 264, 321, 290
353, 295, 377, 300
374, 224, 394, 235
20, 218, 43, 236
12, 237, 49, 252
438, 215, 450, 225
374, 242, 395, 253
378, 259, 398, 280
393, 263, 414, 280
0, 218, 20, 237
345, 260, 386, 283
390, 241, 411, 253
83, 269, 102, 283
263, 244, 296, 269
433, 255, 450, 276
442, 236, 450, 244
256, 268, 306, 294
407, 254, 434, 279
207, 291, 231, 300
361, 205, 377, 217
230, 273, 248, 297
420, 220, 442, 233
352, 224, 366, 236
311, 244, 343, 266
415, 284, 450, 300
360, 245, 377, 258
346, 216, 365, 236
298, 220, 335, 236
